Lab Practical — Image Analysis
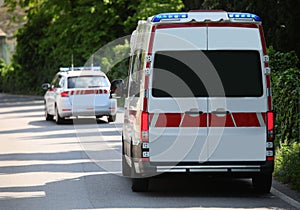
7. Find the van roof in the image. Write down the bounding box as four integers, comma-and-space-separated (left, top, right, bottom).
148, 11, 261, 24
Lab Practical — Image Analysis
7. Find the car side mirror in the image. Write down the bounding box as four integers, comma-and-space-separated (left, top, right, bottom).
42, 83, 51, 90
110, 79, 124, 98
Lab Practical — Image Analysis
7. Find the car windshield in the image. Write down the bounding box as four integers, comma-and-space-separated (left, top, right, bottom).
152, 50, 263, 97
67, 76, 109, 89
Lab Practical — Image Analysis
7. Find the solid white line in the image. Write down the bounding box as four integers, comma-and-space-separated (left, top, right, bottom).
271, 187, 300, 209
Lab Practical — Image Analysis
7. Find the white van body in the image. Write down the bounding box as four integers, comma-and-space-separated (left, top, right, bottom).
122, 11, 274, 192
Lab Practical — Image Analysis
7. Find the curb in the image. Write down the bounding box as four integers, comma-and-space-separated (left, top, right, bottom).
272, 179, 300, 209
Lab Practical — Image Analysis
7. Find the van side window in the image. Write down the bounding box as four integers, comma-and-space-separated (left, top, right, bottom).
129, 50, 143, 97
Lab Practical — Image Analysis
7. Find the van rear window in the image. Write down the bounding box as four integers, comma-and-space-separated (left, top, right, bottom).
68, 76, 109, 89
152, 50, 263, 97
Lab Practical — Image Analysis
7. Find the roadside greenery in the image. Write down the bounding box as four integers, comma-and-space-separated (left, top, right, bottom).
269, 47, 300, 189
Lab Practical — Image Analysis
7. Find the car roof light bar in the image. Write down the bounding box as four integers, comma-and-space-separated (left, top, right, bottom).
152, 13, 188, 22
228, 12, 261, 21
60, 66, 101, 71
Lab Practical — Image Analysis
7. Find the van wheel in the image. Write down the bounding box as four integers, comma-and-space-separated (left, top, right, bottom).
252, 172, 272, 193
55, 106, 65, 124
108, 115, 116, 123
132, 178, 149, 192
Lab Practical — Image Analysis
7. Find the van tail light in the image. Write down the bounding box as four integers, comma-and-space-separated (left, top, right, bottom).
141, 111, 149, 142
267, 111, 274, 141
141, 111, 149, 159
266, 111, 275, 161
60, 91, 69, 97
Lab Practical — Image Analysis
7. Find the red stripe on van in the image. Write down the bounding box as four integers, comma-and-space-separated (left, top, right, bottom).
143, 97, 148, 111
69, 89, 108, 95
266, 75, 271, 88
209, 113, 234, 127
151, 112, 266, 127
268, 96, 273, 110
259, 25, 267, 55
181, 114, 207, 127
232, 113, 260, 127
155, 113, 182, 127
144, 75, 149, 89
148, 26, 156, 53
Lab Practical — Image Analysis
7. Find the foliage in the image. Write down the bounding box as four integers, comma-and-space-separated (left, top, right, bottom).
182, 0, 300, 62
269, 48, 300, 189
274, 141, 300, 189
124, 0, 184, 33
0, 59, 16, 93
268, 47, 300, 146
2, 0, 183, 94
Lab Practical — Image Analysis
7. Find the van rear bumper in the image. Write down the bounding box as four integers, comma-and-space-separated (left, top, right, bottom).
133, 159, 274, 178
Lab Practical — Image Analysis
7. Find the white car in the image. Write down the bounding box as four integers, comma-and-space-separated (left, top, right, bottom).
42, 67, 117, 124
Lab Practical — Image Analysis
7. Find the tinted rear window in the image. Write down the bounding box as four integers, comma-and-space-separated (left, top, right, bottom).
68, 76, 109, 89
152, 50, 263, 97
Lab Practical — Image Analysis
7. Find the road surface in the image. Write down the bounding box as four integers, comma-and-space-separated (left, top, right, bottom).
0, 93, 297, 210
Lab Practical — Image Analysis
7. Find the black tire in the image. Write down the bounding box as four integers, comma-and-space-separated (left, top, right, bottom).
45, 105, 54, 121
132, 178, 149, 192
252, 172, 272, 193
55, 106, 65, 124
108, 114, 116, 123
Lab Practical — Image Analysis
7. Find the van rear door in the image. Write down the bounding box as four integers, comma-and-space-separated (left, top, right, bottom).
149, 26, 210, 163
206, 25, 267, 161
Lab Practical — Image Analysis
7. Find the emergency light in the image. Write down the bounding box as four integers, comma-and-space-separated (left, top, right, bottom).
152, 13, 188, 22
228, 12, 261, 21
151, 12, 261, 23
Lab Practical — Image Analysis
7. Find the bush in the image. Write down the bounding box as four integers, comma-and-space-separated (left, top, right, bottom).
274, 141, 300, 189
269, 47, 300, 189
0, 59, 15, 93
268, 47, 300, 147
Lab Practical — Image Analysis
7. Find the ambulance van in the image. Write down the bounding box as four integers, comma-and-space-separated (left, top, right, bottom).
121, 11, 274, 192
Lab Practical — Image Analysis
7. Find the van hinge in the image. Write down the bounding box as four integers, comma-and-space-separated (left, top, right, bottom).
263, 55, 269, 63
145, 68, 151, 75
264, 67, 271, 75
144, 89, 149, 97
146, 55, 153, 63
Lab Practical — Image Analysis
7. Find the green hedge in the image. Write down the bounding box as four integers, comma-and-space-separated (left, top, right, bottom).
274, 141, 300, 189
269, 47, 300, 189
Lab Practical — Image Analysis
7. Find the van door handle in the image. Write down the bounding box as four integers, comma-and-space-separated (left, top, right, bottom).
185, 110, 204, 115
211, 110, 230, 115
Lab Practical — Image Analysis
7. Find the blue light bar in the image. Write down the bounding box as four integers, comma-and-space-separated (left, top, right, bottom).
228, 12, 261, 21
152, 13, 188, 22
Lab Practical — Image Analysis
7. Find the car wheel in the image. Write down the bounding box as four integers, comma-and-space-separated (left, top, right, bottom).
107, 114, 116, 123
55, 106, 65, 124
45, 103, 54, 121
252, 172, 272, 194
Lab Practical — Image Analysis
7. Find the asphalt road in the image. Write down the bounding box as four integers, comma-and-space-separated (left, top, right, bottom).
0, 93, 297, 210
